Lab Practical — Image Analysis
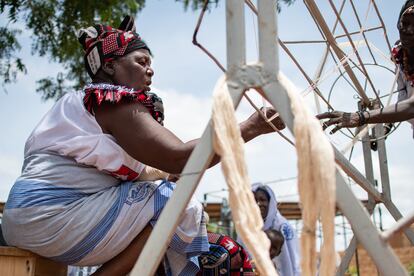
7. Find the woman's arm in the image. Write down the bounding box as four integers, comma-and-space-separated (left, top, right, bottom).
364, 96, 414, 123
317, 93, 414, 134
95, 101, 284, 174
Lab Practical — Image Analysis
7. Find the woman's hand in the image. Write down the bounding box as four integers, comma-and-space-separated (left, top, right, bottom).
316, 111, 361, 134
245, 107, 286, 137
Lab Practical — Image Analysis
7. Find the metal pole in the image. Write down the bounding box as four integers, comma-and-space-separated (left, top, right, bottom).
372, 101, 391, 201
333, 146, 382, 202
336, 202, 378, 276
336, 237, 357, 276
131, 0, 410, 274
303, 0, 370, 105
342, 215, 347, 248
227, 0, 245, 72
336, 102, 381, 276
261, 77, 408, 275
131, 1, 247, 273
334, 173, 407, 276
311, 0, 346, 114
328, 0, 381, 102
383, 200, 414, 245
355, 248, 361, 276
372, 102, 414, 244
359, 100, 378, 226
348, 0, 377, 64
383, 210, 414, 242
258, 0, 278, 73
130, 82, 245, 276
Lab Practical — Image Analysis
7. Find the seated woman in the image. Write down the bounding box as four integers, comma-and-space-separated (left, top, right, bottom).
1, 16, 285, 276
244, 183, 301, 276
317, 0, 414, 136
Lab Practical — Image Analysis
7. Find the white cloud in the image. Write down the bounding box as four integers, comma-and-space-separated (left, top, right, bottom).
155, 87, 212, 141
0, 155, 21, 201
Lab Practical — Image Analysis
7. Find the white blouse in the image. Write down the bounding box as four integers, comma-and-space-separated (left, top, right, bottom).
24, 90, 145, 181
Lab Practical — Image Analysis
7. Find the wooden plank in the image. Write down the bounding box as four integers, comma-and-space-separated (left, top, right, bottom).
0, 256, 35, 276
205, 201, 369, 221
0, 247, 37, 257
0, 247, 67, 276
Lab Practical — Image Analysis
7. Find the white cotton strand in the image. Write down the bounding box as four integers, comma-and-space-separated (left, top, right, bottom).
211, 71, 336, 276
279, 72, 336, 276
211, 76, 278, 276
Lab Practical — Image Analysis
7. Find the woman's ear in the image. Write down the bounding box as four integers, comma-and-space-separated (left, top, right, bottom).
102, 61, 116, 76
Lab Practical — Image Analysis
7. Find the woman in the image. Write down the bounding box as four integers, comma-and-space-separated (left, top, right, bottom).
250, 183, 301, 276
317, 0, 414, 136
1, 16, 285, 275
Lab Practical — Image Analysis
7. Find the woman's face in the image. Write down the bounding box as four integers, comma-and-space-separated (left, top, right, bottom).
254, 189, 269, 219
111, 49, 154, 91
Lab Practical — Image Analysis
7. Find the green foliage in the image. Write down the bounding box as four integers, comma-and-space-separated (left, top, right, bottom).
0, 27, 26, 87
408, 262, 414, 276
1, 0, 296, 100
345, 266, 358, 276
1, 0, 145, 100
176, 0, 296, 12
277, 0, 296, 12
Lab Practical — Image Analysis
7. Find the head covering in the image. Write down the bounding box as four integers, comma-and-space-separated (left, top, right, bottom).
251, 183, 285, 232
398, 0, 414, 48
393, 1, 414, 86
255, 186, 271, 202
250, 183, 301, 276
78, 15, 151, 78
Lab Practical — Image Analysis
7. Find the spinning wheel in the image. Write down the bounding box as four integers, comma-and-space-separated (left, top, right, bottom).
129, 1, 414, 275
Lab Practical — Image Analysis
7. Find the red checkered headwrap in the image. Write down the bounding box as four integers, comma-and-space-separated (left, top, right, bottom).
78, 15, 151, 78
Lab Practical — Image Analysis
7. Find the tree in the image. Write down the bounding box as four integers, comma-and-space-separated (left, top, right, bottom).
1, 0, 148, 100
0, 0, 295, 100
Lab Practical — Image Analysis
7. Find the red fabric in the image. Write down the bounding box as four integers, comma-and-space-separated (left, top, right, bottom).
83, 83, 164, 125
109, 164, 139, 181
78, 19, 150, 78
392, 41, 414, 86
206, 232, 255, 276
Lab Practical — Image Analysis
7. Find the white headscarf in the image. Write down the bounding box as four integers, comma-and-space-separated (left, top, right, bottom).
251, 183, 301, 276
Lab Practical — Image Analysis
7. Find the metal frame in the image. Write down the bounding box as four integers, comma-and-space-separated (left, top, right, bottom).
336, 101, 378, 275
271, 0, 413, 273
129, 0, 411, 275
299, 1, 414, 274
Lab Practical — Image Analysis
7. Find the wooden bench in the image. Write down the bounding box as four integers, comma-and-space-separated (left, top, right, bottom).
0, 246, 67, 276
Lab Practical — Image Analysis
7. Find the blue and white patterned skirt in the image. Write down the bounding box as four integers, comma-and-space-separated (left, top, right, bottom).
2, 153, 209, 275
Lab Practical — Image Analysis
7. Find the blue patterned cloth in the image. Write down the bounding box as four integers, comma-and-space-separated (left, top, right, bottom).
2, 153, 209, 275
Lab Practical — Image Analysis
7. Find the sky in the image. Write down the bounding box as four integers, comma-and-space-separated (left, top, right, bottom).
0, 0, 411, 250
